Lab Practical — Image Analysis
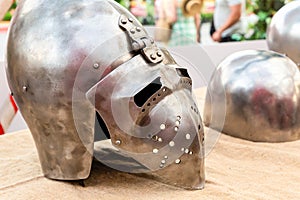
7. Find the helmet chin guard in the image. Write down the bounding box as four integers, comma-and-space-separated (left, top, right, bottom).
6, 0, 204, 189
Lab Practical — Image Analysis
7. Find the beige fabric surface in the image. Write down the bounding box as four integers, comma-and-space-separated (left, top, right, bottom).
1, 89, 300, 200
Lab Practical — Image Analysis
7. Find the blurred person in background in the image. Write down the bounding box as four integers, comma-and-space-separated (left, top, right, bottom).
156, 0, 201, 46
210, 0, 245, 42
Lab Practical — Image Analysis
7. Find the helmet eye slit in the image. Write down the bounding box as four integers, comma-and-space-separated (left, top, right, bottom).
134, 77, 162, 107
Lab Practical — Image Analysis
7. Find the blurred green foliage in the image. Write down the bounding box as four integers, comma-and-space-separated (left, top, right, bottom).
234, 0, 288, 41
246, 0, 285, 40
2, 1, 17, 21
115, 0, 155, 25
143, 0, 155, 25
201, 13, 213, 23
115, 0, 130, 9
3, 12, 12, 21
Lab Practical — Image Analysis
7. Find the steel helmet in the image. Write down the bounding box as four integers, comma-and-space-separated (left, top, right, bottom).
204, 50, 300, 142
6, 0, 204, 189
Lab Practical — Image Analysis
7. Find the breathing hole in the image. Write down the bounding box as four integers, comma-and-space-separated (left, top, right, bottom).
134, 77, 162, 107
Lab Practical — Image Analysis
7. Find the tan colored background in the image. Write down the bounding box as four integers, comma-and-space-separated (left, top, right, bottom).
1, 88, 300, 200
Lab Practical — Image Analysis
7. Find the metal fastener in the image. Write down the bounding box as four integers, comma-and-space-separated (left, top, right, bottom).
121, 19, 127, 24
136, 27, 141, 32
156, 51, 162, 57
93, 63, 99, 69
22, 86, 27, 92
130, 29, 135, 34
115, 140, 121, 145
150, 54, 156, 60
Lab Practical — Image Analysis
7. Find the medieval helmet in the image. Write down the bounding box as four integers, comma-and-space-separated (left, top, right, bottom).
204, 50, 300, 142
267, 0, 300, 66
6, 0, 204, 189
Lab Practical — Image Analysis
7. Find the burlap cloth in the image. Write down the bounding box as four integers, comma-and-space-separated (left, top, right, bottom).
1, 89, 300, 200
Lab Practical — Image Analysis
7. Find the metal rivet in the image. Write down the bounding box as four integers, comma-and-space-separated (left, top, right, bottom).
136, 27, 141, 32
150, 54, 156, 60
164, 155, 168, 159
175, 159, 181, 164
174, 126, 179, 132
130, 29, 135, 34
162, 88, 166, 92
181, 148, 185, 152
177, 116, 181, 121
128, 18, 133, 22
93, 63, 99, 69
115, 140, 121, 145
156, 51, 162, 57
121, 19, 127, 24
161, 159, 166, 164
158, 138, 163, 142
169, 141, 175, 147
175, 120, 180, 126
186, 134, 191, 140
153, 148, 159, 154
22, 86, 27, 92
160, 124, 166, 130
159, 164, 164, 168
189, 151, 193, 155
185, 149, 189, 154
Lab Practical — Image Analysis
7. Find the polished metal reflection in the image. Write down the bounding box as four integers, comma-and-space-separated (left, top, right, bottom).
267, 1, 300, 66
204, 50, 300, 142
6, 0, 204, 189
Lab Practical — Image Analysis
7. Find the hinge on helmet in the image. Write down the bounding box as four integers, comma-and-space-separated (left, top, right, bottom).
118, 14, 164, 64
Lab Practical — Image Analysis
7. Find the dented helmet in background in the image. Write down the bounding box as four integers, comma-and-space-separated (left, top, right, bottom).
6, 0, 204, 189
204, 50, 300, 142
